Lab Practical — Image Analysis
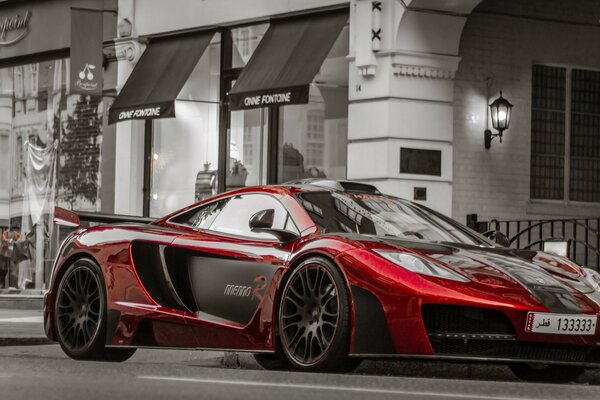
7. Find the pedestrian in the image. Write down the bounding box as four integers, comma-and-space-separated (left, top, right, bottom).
2, 225, 23, 288
0, 228, 10, 288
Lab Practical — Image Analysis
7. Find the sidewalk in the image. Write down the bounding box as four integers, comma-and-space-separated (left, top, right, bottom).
0, 308, 49, 346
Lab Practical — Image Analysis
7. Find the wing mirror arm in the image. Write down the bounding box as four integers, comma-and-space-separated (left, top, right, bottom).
249, 209, 299, 243
251, 228, 299, 242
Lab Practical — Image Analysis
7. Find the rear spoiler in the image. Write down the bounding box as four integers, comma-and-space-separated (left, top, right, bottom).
53, 207, 155, 228
53, 207, 80, 227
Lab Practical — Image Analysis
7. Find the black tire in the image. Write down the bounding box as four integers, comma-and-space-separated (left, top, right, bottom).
509, 363, 585, 383
54, 258, 136, 362
253, 353, 293, 371
278, 256, 352, 372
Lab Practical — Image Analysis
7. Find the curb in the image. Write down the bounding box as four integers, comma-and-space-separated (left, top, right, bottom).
0, 295, 44, 310
221, 352, 262, 370
0, 336, 53, 346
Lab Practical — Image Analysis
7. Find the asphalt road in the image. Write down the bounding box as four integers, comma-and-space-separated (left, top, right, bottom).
1, 345, 600, 400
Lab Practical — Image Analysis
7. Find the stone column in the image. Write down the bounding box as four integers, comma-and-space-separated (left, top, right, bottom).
111, 0, 146, 216
347, 0, 481, 216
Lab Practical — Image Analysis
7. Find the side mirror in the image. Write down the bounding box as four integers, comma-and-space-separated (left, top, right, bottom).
249, 209, 274, 230
249, 209, 299, 242
484, 230, 511, 247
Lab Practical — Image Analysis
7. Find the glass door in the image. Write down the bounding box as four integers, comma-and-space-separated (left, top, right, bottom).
225, 78, 269, 191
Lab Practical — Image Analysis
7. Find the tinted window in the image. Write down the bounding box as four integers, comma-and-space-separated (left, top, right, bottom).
170, 200, 227, 229
209, 194, 298, 239
297, 191, 490, 246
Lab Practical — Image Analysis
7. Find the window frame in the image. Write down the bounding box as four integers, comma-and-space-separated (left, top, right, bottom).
531, 62, 600, 204
166, 191, 300, 241
141, 7, 349, 217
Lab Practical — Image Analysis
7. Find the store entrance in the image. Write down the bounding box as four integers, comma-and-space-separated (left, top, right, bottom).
225, 79, 269, 191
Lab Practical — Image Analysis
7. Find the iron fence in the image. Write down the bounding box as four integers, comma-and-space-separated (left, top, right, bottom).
469, 215, 600, 271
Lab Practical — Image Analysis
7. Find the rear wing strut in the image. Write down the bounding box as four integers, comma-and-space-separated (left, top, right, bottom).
53, 207, 154, 228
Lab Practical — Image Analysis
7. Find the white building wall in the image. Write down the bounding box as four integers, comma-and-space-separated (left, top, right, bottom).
453, 0, 600, 224
132, 0, 349, 36
347, 0, 482, 216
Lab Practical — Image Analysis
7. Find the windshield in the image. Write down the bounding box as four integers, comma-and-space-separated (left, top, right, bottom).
296, 191, 492, 246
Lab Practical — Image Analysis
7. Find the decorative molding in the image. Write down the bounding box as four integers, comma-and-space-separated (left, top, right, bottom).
371, 1, 382, 52
392, 50, 461, 80
394, 65, 455, 79
354, 0, 378, 77
358, 65, 377, 76
104, 37, 146, 64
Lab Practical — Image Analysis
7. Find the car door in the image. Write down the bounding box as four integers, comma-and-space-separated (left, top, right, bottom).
167, 193, 299, 327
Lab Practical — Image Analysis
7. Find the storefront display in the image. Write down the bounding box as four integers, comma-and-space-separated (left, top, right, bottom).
0, 58, 107, 290
109, 8, 349, 217
0, 0, 349, 293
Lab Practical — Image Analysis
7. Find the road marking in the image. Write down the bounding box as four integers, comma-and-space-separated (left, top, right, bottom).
137, 375, 537, 400
0, 316, 43, 323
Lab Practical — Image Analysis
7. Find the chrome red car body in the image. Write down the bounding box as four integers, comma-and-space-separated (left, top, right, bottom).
44, 182, 600, 368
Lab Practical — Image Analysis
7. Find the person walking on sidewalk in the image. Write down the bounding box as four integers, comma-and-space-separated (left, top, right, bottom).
1, 227, 23, 289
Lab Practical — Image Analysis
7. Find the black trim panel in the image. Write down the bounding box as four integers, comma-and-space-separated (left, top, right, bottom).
131, 241, 184, 310
105, 309, 121, 345
350, 285, 396, 354
163, 246, 279, 325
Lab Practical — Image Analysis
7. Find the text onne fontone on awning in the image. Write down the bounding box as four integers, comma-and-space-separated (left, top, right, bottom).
244, 92, 292, 107
118, 107, 161, 121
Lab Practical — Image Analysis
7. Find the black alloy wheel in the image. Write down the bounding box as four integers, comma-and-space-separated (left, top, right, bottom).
55, 258, 136, 362
278, 256, 353, 371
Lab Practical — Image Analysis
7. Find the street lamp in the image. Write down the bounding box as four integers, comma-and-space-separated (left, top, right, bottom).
485, 91, 513, 149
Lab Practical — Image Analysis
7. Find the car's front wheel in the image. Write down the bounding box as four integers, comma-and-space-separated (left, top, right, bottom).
509, 363, 585, 383
278, 256, 353, 372
54, 258, 136, 362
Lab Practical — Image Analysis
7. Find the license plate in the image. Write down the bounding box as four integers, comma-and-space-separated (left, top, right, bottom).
525, 312, 597, 335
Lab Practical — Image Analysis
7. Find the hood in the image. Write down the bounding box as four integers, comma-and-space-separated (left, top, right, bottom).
339, 234, 599, 314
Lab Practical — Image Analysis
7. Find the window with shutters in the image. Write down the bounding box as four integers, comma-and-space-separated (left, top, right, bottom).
531, 64, 600, 203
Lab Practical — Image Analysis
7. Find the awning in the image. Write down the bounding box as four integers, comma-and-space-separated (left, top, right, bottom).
228, 10, 348, 111
108, 31, 214, 124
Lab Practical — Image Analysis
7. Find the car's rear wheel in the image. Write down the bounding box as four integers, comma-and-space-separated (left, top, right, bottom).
509, 363, 585, 383
278, 256, 352, 372
55, 258, 136, 362
253, 353, 293, 370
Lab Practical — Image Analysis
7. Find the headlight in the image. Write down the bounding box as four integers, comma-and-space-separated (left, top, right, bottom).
374, 250, 469, 282
583, 267, 600, 292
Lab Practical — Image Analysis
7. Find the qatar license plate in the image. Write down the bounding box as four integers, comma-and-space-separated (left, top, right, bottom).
525, 312, 597, 335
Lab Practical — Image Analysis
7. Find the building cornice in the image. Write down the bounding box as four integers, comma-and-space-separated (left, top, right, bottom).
104, 37, 147, 64
391, 50, 461, 80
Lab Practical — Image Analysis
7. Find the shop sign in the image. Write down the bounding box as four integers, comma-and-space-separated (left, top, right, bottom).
70, 8, 103, 96
243, 92, 292, 107
108, 101, 176, 124
117, 106, 161, 120
229, 85, 310, 110
0, 10, 31, 46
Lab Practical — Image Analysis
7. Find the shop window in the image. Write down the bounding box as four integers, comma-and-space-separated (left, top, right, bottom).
0, 135, 8, 199
531, 64, 600, 203
228, 107, 268, 191
231, 24, 268, 68
150, 34, 221, 217
277, 25, 349, 183
1, 58, 107, 291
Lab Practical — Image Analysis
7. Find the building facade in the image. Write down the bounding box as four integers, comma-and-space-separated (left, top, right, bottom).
0, 0, 599, 294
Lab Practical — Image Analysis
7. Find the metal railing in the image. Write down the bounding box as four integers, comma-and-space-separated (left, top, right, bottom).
469, 215, 600, 270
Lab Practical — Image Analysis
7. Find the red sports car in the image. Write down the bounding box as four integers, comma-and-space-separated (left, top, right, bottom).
44, 180, 600, 382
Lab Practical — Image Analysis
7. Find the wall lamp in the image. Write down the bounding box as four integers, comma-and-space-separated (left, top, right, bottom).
485, 91, 513, 149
